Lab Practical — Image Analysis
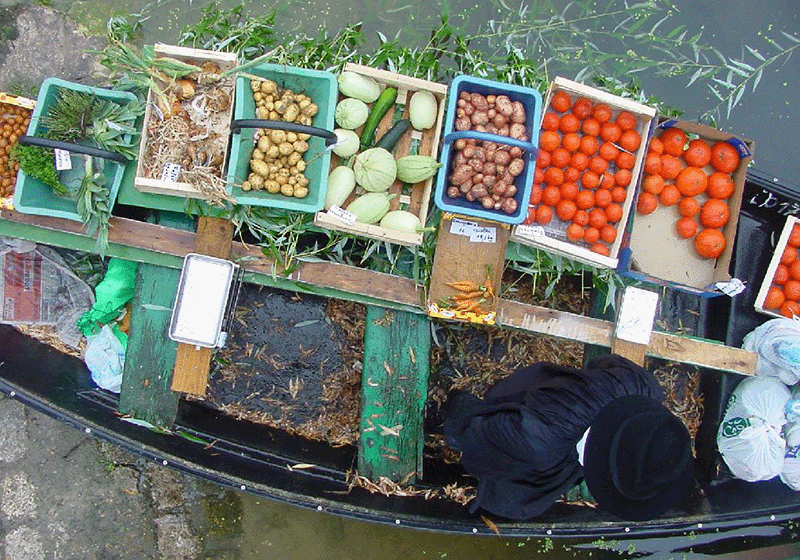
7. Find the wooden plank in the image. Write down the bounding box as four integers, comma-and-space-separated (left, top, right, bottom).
171, 217, 235, 396
358, 306, 430, 483
0, 210, 757, 375
119, 263, 181, 427
611, 338, 647, 366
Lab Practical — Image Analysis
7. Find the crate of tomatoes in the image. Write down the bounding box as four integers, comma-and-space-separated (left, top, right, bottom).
510, 77, 656, 269
755, 216, 800, 318
619, 118, 753, 296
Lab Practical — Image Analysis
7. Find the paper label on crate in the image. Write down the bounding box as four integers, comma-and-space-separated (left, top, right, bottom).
328, 205, 357, 226
516, 224, 547, 239
714, 278, 746, 297
450, 218, 497, 243
54, 149, 71, 171
160, 163, 182, 183
615, 286, 659, 345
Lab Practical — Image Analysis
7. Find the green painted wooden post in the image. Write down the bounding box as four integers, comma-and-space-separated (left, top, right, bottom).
358, 306, 430, 484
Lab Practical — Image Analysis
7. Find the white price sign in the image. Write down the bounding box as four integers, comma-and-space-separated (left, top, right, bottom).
160, 162, 182, 183
328, 205, 357, 226
615, 286, 659, 345
515, 224, 546, 239
450, 218, 497, 243
54, 149, 72, 171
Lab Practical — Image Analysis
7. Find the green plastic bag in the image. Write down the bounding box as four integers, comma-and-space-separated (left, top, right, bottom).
77, 258, 138, 337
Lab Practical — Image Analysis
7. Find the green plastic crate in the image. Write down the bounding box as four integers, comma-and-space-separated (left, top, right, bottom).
12, 78, 138, 222
226, 64, 337, 212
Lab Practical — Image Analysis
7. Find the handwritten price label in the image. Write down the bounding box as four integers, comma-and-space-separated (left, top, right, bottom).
328, 205, 357, 226
615, 286, 659, 345
450, 218, 497, 243
160, 163, 182, 183
515, 224, 546, 239
54, 149, 72, 171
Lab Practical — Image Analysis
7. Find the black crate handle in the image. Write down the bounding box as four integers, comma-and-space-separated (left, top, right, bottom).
231, 119, 337, 147
18, 136, 128, 164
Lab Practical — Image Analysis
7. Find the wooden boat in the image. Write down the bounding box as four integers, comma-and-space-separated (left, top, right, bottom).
1, 167, 799, 543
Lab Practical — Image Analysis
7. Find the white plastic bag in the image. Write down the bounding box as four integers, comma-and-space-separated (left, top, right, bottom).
83, 325, 125, 393
782, 385, 800, 490
742, 317, 800, 385
717, 376, 790, 482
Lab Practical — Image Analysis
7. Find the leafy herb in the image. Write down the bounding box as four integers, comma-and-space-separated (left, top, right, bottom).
10, 143, 66, 196
76, 156, 111, 256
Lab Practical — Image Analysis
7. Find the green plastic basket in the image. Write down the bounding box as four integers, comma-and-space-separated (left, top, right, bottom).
12, 78, 138, 222
226, 64, 337, 212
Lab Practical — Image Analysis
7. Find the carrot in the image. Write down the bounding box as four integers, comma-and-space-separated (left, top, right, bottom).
452, 290, 485, 301
446, 281, 481, 292
456, 300, 483, 313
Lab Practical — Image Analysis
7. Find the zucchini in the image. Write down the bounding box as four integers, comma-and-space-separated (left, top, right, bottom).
360, 87, 397, 150
375, 119, 410, 152
409, 90, 438, 130
346, 192, 397, 224
396, 155, 442, 183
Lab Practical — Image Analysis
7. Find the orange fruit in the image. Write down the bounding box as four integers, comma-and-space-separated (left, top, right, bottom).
582, 118, 600, 137
679, 197, 700, 217
676, 166, 708, 197
584, 227, 601, 244
590, 243, 611, 256
684, 139, 712, 168
551, 90, 572, 113
781, 300, 800, 318
573, 210, 589, 226
648, 137, 664, 155
784, 280, 800, 301
782, 246, 799, 265
600, 122, 622, 143
567, 223, 585, 241
534, 167, 545, 185
789, 225, 800, 248
540, 131, 560, 152
593, 103, 613, 123
535, 204, 554, 225
642, 174, 665, 195
659, 184, 681, 206
529, 185, 542, 205
523, 206, 537, 225
644, 153, 662, 175
570, 152, 589, 171
764, 286, 786, 310
605, 203, 623, 223
542, 185, 561, 206
615, 169, 632, 187
619, 130, 642, 152
588, 208, 608, 229
615, 151, 635, 170
706, 172, 735, 199
589, 156, 609, 175
694, 228, 726, 259
564, 167, 581, 183
579, 136, 599, 156
572, 97, 594, 119
699, 199, 730, 228
576, 190, 595, 210
594, 189, 612, 208
637, 192, 658, 215
542, 112, 560, 131
774, 263, 790, 285
551, 147, 571, 168
611, 186, 628, 203
544, 167, 564, 186
659, 155, 684, 180
581, 171, 600, 190
599, 142, 620, 162
559, 114, 580, 134
790, 260, 800, 281
556, 200, 578, 221
597, 173, 614, 190
676, 217, 698, 239
561, 132, 581, 153
660, 127, 687, 156
710, 141, 741, 173
600, 224, 617, 243
560, 182, 579, 200
615, 111, 638, 131
537, 149, 551, 169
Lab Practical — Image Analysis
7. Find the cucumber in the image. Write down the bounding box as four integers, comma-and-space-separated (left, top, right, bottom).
374, 119, 410, 152
360, 87, 397, 150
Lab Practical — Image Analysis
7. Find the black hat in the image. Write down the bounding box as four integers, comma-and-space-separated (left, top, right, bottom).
583, 395, 694, 521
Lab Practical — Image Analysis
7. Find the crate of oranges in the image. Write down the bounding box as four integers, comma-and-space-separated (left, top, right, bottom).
620, 118, 753, 295
510, 77, 657, 269
755, 216, 800, 318
0, 92, 35, 210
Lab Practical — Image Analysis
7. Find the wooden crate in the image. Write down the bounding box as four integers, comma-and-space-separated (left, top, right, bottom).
510, 76, 657, 269
134, 44, 238, 199
0, 92, 35, 209
313, 63, 447, 247
755, 215, 799, 318
426, 213, 509, 325
620, 118, 754, 295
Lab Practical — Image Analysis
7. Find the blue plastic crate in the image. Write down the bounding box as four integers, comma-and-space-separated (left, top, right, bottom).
434, 75, 542, 224
12, 78, 137, 222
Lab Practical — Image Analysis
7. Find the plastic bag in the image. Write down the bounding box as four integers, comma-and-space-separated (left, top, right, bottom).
782, 385, 800, 490
83, 324, 127, 393
717, 376, 790, 482
77, 258, 138, 336
742, 317, 800, 385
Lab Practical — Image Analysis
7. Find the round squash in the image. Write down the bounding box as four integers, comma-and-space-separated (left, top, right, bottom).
354, 147, 397, 192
